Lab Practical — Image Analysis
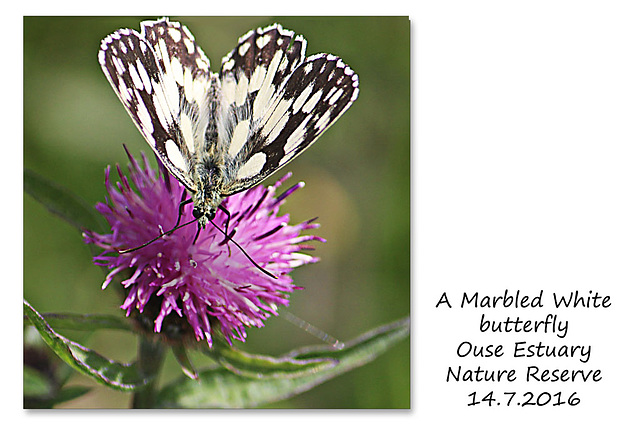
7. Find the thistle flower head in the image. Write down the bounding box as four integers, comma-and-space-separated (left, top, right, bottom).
84, 150, 323, 347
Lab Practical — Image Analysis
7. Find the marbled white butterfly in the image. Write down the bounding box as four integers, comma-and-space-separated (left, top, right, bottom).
99, 18, 359, 233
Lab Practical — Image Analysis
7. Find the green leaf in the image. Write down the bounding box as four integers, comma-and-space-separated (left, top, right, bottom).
23, 366, 54, 397
24, 168, 107, 233
157, 316, 410, 408
24, 312, 134, 333
24, 300, 152, 392
24, 361, 92, 408
206, 346, 337, 380
24, 384, 92, 409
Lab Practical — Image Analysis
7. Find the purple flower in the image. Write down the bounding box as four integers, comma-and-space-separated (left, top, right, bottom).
84, 150, 323, 348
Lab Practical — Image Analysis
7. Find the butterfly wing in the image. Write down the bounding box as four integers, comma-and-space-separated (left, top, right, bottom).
99, 18, 216, 192
215, 24, 360, 196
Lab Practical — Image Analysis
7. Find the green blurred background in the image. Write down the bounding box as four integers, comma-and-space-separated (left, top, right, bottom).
23, 16, 409, 409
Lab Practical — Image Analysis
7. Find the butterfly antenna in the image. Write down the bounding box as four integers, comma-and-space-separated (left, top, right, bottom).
118, 217, 198, 254
209, 221, 278, 279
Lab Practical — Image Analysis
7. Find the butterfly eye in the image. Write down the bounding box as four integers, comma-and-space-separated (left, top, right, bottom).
193, 206, 204, 219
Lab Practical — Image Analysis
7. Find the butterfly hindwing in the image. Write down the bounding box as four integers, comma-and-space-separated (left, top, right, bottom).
216, 27, 360, 196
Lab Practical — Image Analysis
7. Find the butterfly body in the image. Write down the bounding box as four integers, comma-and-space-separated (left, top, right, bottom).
191, 159, 225, 228
99, 18, 359, 231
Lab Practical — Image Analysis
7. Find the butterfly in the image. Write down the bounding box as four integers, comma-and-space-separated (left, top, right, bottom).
98, 18, 359, 232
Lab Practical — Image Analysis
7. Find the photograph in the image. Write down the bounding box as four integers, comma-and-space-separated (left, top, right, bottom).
23, 16, 410, 409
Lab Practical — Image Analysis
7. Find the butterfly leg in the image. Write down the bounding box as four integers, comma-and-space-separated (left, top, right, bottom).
174, 190, 192, 229
217, 204, 235, 256
218, 204, 232, 238
191, 223, 202, 245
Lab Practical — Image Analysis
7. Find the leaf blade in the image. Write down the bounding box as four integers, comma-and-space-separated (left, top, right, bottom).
24, 312, 134, 333
157, 316, 410, 408
23, 300, 152, 392
205, 346, 337, 380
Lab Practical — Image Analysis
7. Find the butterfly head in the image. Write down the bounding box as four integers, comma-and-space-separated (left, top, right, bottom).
192, 189, 224, 229
192, 204, 214, 229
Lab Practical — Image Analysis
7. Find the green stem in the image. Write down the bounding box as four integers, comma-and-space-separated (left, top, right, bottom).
132, 336, 166, 408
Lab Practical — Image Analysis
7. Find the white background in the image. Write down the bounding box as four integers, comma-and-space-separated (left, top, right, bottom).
13, 0, 640, 423
423, 1, 640, 425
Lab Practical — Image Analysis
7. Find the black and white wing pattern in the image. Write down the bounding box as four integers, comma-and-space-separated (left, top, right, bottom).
100, 18, 358, 224
99, 18, 216, 193
214, 23, 360, 196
